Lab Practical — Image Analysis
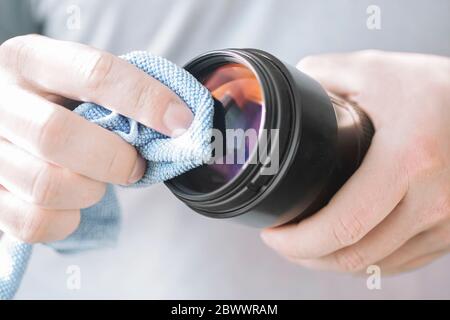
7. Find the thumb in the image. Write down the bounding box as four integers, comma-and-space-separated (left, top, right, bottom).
296, 52, 364, 99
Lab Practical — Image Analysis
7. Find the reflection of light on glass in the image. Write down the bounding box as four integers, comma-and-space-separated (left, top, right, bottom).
173, 63, 266, 193
204, 64, 264, 182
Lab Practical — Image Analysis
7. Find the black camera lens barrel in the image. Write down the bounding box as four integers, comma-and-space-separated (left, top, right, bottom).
165, 49, 374, 228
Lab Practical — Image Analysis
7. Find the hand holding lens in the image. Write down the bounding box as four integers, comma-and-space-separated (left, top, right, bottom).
166, 49, 374, 228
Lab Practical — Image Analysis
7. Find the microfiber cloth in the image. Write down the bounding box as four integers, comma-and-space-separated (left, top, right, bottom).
0, 51, 214, 300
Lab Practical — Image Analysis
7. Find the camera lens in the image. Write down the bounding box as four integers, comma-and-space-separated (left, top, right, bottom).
174, 63, 265, 194
166, 49, 374, 228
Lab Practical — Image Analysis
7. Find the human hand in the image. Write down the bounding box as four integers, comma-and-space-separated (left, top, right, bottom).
261, 50, 450, 274
0, 35, 193, 243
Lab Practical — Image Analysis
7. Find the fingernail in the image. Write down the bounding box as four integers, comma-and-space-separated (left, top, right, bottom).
128, 156, 146, 184
163, 102, 193, 137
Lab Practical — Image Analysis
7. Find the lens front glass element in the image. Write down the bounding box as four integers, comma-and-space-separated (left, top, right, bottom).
174, 62, 265, 194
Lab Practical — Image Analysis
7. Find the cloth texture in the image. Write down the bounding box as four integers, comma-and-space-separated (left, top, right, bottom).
0, 51, 214, 300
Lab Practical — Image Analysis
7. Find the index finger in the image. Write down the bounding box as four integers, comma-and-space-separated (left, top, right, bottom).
0, 85, 145, 186
0, 35, 193, 137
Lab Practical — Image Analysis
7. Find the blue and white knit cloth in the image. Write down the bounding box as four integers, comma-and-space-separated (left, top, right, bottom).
0, 51, 214, 300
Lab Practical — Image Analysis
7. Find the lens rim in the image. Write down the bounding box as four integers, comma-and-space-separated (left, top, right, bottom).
166, 49, 296, 218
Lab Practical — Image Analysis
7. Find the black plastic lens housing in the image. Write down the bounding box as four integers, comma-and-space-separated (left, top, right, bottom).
165, 49, 374, 228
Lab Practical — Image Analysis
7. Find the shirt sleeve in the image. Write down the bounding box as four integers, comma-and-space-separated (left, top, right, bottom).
0, 0, 41, 43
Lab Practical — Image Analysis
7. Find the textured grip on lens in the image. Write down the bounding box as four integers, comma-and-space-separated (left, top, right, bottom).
328, 92, 375, 168
347, 100, 375, 161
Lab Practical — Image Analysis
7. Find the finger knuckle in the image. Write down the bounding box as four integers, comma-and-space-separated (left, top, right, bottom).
332, 212, 366, 247
36, 111, 71, 158
30, 164, 61, 206
334, 248, 368, 272
129, 82, 151, 111
131, 82, 170, 119
0, 35, 32, 66
404, 134, 445, 180
82, 51, 114, 91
